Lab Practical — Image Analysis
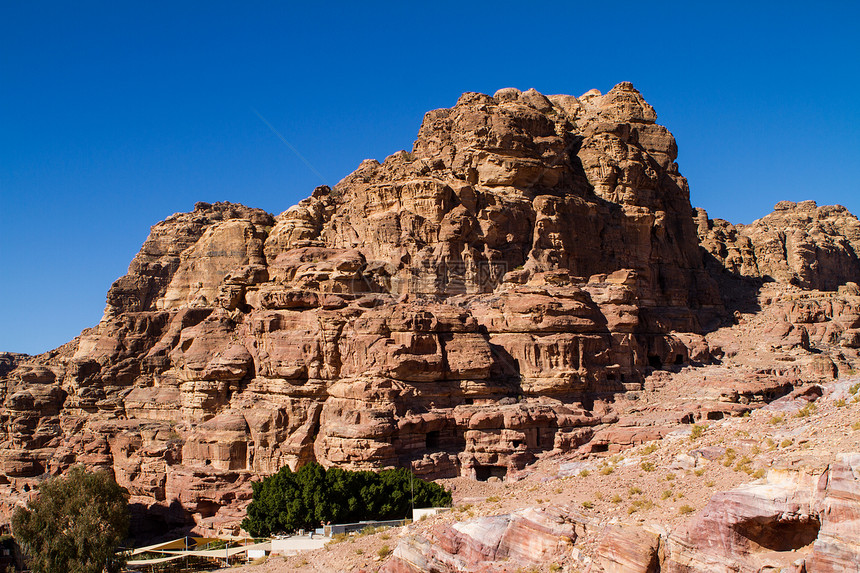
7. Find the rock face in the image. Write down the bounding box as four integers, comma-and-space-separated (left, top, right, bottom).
665, 455, 860, 573
382, 506, 578, 573
2, 82, 860, 540
596, 524, 662, 573
697, 200, 860, 290
380, 452, 860, 573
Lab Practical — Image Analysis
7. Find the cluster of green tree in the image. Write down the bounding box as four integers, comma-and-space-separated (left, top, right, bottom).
11, 465, 130, 573
241, 462, 452, 536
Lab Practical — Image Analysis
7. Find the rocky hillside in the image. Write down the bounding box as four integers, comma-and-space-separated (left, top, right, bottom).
227, 371, 860, 573
2, 83, 859, 553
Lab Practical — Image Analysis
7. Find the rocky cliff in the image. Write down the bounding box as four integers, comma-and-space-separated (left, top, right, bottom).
2, 82, 860, 542
697, 200, 860, 291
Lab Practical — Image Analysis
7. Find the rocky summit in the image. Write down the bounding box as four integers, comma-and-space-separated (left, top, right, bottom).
3, 82, 860, 567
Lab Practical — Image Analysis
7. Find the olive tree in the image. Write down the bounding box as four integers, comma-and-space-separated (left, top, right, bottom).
12, 465, 130, 573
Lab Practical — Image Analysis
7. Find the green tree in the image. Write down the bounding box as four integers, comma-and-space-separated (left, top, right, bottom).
12, 466, 130, 573
241, 463, 452, 536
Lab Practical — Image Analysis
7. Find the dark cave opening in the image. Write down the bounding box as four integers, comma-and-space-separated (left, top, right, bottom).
425, 430, 440, 449
474, 465, 507, 482
734, 516, 821, 552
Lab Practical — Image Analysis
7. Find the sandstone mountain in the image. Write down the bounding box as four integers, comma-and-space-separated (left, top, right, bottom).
2, 82, 859, 560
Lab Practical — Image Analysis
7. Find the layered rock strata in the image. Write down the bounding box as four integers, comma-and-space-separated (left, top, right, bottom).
697, 200, 860, 291
2, 83, 859, 537
382, 506, 580, 573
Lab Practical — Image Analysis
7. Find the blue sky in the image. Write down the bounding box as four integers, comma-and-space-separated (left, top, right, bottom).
1, 1, 859, 354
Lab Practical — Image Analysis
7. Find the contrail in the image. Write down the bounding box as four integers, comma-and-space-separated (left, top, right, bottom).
251, 107, 329, 185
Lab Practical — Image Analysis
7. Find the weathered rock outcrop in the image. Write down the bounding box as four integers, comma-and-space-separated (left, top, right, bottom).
382, 506, 579, 573
104, 202, 274, 319
380, 452, 860, 573
2, 83, 860, 542
665, 455, 860, 572
698, 200, 860, 290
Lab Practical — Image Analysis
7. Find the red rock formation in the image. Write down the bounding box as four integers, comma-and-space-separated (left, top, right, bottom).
596, 524, 662, 573
666, 472, 820, 572
2, 83, 860, 541
379, 453, 860, 573
698, 200, 860, 291
664, 456, 860, 572
381, 507, 578, 573
807, 454, 860, 572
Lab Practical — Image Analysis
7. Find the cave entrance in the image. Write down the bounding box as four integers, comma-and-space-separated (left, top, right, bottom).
734, 516, 821, 551
648, 355, 663, 369
425, 430, 440, 449
474, 465, 507, 482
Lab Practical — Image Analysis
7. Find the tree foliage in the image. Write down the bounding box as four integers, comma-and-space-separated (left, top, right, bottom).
11, 466, 130, 573
241, 463, 452, 536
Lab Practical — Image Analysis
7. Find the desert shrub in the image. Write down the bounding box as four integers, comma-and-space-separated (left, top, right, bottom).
690, 424, 706, 440
12, 465, 129, 573
641, 443, 658, 455
735, 456, 754, 474
627, 499, 653, 514
796, 402, 817, 418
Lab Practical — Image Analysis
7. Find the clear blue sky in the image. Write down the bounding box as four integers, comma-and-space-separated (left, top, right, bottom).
2, 1, 858, 354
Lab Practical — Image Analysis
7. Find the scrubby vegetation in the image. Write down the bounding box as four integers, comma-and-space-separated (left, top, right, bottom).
241, 463, 452, 536
12, 465, 129, 573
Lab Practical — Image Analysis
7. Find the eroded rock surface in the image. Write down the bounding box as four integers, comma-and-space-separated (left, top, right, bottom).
382, 506, 579, 573
664, 455, 860, 573
3, 83, 860, 543
698, 200, 860, 290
